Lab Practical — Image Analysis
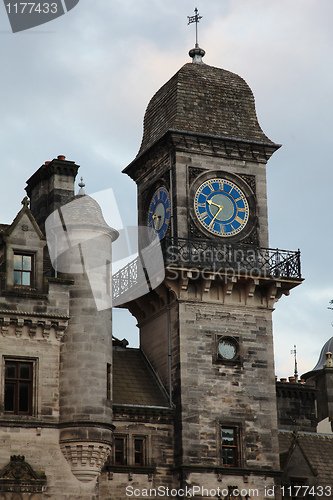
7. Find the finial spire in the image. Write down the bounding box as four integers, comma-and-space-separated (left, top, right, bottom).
188, 8, 205, 64
78, 177, 86, 195
291, 345, 298, 382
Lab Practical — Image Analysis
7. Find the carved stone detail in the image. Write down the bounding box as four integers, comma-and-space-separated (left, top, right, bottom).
0, 455, 46, 493
188, 167, 205, 185
0, 312, 68, 339
60, 442, 111, 482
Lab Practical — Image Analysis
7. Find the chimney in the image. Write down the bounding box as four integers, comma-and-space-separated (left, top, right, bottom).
25, 155, 79, 233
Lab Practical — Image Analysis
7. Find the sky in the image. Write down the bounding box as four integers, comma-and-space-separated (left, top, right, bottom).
1, 0, 332, 378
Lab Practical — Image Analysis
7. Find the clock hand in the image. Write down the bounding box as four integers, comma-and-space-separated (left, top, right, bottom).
152, 213, 161, 229
208, 199, 223, 209
208, 206, 223, 229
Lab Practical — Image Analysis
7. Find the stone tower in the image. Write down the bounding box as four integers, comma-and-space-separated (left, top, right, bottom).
45, 190, 118, 482
122, 46, 302, 496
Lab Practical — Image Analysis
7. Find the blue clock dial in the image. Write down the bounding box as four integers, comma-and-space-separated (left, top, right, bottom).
194, 178, 249, 237
147, 187, 171, 239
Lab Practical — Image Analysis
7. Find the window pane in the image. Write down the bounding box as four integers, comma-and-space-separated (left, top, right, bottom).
14, 254, 22, 270
115, 438, 125, 465
222, 447, 235, 466
5, 383, 15, 412
134, 439, 144, 465
222, 428, 234, 445
5, 363, 17, 378
22, 272, 31, 286
14, 270, 22, 285
20, 363, 31, 380
19, 382, 30, 412
134, 440, 143, 452
23, 255, 32, 271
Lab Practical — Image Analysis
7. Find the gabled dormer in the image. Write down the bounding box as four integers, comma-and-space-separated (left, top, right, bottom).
0, 197, 46, 294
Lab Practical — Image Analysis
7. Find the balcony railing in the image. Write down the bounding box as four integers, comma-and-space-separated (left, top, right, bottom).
161, 237, 301, 278
112, 237, 301, 303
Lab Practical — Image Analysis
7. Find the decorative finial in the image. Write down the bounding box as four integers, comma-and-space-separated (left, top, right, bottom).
188, 7, 205, 63
21, 196, 30, 208
78, 177, 86, 195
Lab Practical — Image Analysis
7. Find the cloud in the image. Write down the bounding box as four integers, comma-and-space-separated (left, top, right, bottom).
0, 0, 332, 377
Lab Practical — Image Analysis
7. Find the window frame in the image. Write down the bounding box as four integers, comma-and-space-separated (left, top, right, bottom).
13, 252, 34, 288
4, 358, 35, 416
221, 426, 239, 467
133, 437, 145, 467
213, 335, 241, 366
113, 436, 127, 466
112, 434, 147, 467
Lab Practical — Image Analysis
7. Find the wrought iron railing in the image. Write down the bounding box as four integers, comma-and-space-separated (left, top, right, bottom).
161, 237, 301, 278
112, 237, 301, 302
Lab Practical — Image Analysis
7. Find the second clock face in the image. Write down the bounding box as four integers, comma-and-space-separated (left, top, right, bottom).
194, 178, 249, 237
147, 186, 171, 239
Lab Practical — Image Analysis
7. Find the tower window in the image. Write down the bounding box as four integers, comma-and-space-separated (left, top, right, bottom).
114, 437, 126, 465
4, 360, 33, 415
13, 254, 33, 287
221, 427, 238, 467
134, 438, 145, 466
290, 479, 307, 499
107, 363, 111, 400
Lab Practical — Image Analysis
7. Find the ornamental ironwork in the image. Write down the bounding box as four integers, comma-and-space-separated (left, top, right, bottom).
161, 237, 301, 278
112, 237, 301, 302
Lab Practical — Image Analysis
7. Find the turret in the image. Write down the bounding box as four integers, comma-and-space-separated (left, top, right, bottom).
45, 187, 118, 482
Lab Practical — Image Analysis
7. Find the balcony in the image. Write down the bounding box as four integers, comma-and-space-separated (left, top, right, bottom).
112, 237, 301, 305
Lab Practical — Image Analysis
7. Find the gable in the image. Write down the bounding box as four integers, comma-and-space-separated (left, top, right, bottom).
4, 206, 45, 246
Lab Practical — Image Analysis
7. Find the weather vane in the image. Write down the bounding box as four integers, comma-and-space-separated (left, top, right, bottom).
187, 7, 202, 47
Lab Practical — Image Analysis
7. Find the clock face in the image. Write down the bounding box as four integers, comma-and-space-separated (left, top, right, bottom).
147, 186, 171, 240
218, 338, 237, 360
193, 178, 249, 237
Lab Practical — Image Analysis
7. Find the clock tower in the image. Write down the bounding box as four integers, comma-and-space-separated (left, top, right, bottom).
122, 42, 302, 498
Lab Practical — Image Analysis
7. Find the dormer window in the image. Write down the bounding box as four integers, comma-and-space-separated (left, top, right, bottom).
13, 254, 33, 287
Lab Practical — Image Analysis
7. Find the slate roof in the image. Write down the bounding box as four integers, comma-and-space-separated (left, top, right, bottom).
112, 347, 169, 407
279, 430, 333, 485
138, 62, 277, 157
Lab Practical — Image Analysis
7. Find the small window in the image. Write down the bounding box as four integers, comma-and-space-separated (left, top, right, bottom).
134, 438, 145, 466
4, 360, 33, 415
107, 363, 111, 400
221, 427, 238, 467
114, 437, 126, 465
290, 479, 307, 499
13, 254, 33, 287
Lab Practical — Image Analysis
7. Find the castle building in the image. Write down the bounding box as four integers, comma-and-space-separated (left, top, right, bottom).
0, 41, 332, 500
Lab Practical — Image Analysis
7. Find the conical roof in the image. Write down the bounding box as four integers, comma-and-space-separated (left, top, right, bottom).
138, 62, 276, 157
61, 194, 110, 228
311, 337, 333, 372
302, 337, 333, 379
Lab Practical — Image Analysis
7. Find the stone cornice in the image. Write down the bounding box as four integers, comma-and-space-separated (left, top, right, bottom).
124, 130, 280, 182
0, 311, 69, 339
